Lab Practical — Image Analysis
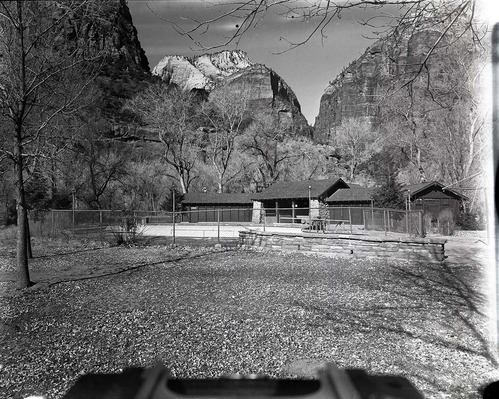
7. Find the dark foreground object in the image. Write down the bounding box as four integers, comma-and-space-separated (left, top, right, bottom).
483, 380, 499, 398
63, 363, 424, 399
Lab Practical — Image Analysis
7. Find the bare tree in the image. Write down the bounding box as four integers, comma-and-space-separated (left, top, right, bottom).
159, 0, 483, 57
242, 115, 336, 189
0, 1, 102, 288
76, 136, 129, 210
201, 84, 252, 193
119, 159, 171, 211
241, 116, 295, 189
428, 34, 487, 189
380, 23, 487, 187
124, 85, 202, 194
333, 118, 380, 182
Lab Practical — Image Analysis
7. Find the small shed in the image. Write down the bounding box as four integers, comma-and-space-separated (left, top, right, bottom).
181, 192, 253, 223
252, 178, 349, 223
402, 181, 467, 220
326, 188, 375, 224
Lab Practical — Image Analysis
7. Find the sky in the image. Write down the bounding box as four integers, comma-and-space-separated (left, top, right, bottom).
126, 0, 402, 124
127, 0, 499, 125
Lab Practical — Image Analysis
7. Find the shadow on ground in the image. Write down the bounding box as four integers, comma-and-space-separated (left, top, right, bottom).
291, 260, 497, 396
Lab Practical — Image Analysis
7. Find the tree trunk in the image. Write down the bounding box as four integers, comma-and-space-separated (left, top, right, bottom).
415, 147, 427, 182
349, 161, 356, 182
15, 139, 31, 288
25, 211, 32, 259
179, 173, 187, 194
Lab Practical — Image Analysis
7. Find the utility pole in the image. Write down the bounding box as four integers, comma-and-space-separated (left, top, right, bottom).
308, 185, 312, 226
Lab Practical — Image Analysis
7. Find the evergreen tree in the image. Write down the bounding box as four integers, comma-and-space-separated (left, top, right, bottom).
372, 175, 405, 210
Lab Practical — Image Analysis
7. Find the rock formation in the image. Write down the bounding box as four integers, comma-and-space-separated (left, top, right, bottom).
314, 29, 442, 143
65, 0, 153, 123
60, 0, 150, 73
153, 50, 251, 90
153, 50, 312, 137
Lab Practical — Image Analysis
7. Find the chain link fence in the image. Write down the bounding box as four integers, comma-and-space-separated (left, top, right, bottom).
28, 209, 169, 243
363, 208, 424, 237
28, 205, 424, 244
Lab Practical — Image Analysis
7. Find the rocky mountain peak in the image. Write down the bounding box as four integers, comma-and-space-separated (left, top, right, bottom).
195, 50, 253, 78
152, 50, 311, 137
152, 50, 253, 91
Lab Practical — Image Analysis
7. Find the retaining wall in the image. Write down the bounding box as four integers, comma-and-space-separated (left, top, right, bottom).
239, 231, 446, 262
452, 230, 487, 239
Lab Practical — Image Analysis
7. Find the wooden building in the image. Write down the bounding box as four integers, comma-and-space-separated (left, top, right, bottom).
402, 181, 467, 220
326, 188, 375, 225
181, 193, 253, 223
252, 178, 349, 223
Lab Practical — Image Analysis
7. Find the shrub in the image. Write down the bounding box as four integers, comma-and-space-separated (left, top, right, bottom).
111, 211, 142, 246
456, 211, 486, 230
0, 225, 18, 242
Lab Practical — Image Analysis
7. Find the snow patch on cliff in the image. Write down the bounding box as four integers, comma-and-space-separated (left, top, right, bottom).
153, 50, 252, 91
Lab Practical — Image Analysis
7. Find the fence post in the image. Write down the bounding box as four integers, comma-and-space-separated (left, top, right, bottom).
217, 209, 220, 243
100, 210, 104, 242
263, 208, 266, 232
420, 211, 424, 237
51, 210, 54, 238
371, 201, 374, 229
383, 209, 387, 236
406, 210, 410, 237
348, 207, 352, 234
172, 190, 176, 245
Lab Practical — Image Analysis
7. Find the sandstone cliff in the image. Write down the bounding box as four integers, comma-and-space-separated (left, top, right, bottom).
61, 0, 149, 73
67, 0, 153, 123
153, 50, 311, 137
314, 29, 442, 142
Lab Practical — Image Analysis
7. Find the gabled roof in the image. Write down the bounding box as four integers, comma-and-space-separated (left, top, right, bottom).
252, 178, 347, 200
182, 192, 253, 205
346, 183, 363, 188
326, 188, 375, 202
402, 181, 467, 200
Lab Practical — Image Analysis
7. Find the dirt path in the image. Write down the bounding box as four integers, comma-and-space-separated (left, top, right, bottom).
440, 235, 491, 265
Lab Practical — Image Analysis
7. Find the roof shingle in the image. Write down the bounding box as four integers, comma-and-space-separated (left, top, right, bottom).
402, 181, 467, 200
182, 193, 253, 205
252, 178, 347, 200
326, 188, 374, 202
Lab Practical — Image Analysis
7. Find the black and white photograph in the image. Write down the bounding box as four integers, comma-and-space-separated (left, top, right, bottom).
1, 0, 498, 398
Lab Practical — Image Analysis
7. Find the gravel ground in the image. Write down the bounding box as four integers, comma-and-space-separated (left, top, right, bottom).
0, 236, 498, 399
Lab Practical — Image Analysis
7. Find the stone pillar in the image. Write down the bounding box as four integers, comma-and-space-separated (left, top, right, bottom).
319, 201, 329, 219
310, 199, 320, 219
252, 201, 263, 224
